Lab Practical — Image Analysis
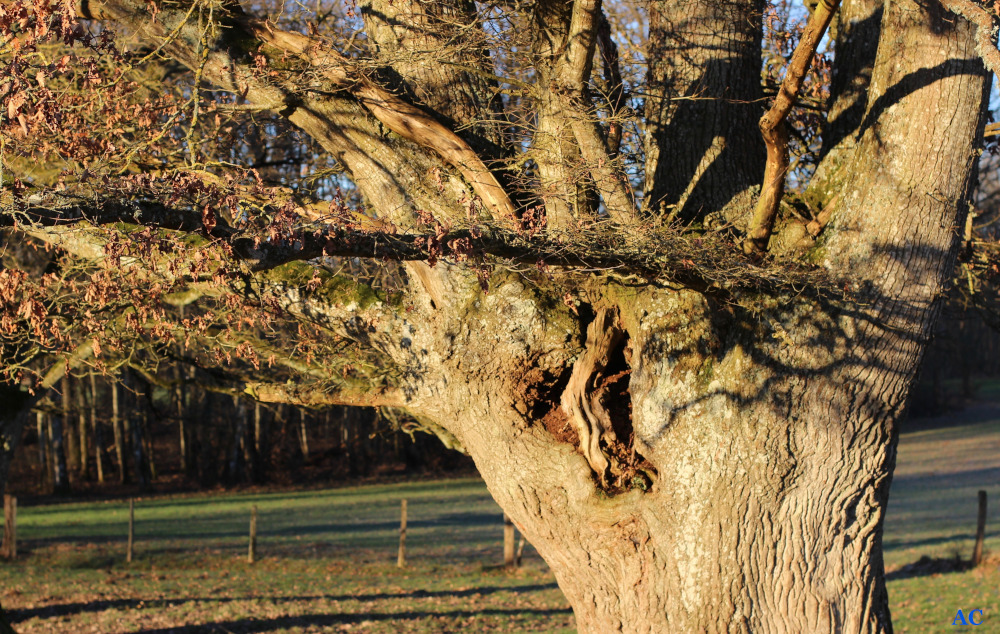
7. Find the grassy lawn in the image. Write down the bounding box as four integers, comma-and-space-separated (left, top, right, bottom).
2, 403, 999, 633
884, 400, 1000, 633
2, 478, 573, 632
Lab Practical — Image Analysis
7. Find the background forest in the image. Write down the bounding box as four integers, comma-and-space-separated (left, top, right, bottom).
2, 301, 998, 501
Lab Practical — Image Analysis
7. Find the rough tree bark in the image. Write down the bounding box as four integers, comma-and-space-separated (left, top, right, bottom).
1, 0, 992, 631
644, 0, 766, 224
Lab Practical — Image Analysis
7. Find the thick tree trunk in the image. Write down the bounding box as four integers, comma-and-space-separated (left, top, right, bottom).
424, 286, 905, 632
644, 0, 766, 222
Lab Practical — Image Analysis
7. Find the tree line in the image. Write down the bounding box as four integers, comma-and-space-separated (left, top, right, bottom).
12, 367, 471, 498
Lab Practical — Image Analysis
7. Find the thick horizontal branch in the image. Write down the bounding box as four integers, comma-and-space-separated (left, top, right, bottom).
129, 359, 405, 409
5, 196, 839, 296
2, 195, 211, 232
244, 382, 406, 409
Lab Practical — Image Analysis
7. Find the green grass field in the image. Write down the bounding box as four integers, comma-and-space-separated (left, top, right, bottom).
882, 400, 1000, 633
2, 403, 999, 633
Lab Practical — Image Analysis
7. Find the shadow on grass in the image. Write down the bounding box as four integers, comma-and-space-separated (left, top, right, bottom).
886, 555, 975, 581
130, 607, 574, 633
901, 400, 1000, 434
891, 466, 1000, 490
7, 583, 562, 622
884, 529, 999, 551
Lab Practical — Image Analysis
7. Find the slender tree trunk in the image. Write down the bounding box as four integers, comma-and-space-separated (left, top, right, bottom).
91, 373, 105, 484
244, 401, 258, 482
178, 399, 187, 473
298, 409, 310, 461
197, 395, 216, 486
143, 406, 157, 482
253, 401, 266, 481
111, 380, 129, 484
358, 412, 371, 475
174, 362, 188, 473
61, 375, 78, 480
36, 411, 50, 492
344, 413, 357, 476
48, 408, 70, 495
184, 369, 199, 478
130, 411, 144, 488
131, 379, 151, 491
229, 397, 247, 483
77, 377, 89, 480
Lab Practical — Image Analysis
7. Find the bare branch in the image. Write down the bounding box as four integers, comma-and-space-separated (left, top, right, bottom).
244, 19, 518, 224
558, 0, 638, 226
745, 0, 840, 255
596, 12, 625, 157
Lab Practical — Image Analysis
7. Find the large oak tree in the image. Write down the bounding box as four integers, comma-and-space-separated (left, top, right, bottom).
2, 0, 998, 630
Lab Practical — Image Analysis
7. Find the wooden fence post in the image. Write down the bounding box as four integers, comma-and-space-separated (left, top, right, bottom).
972, 490, 987, 567
397, 499, 407, 568
248, 505, 258, 564
2, 495, 15, 560
126, 498, 134, 563
503, 513, 516, 568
